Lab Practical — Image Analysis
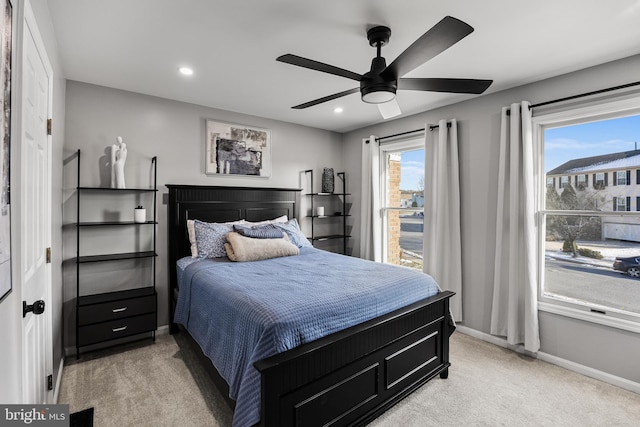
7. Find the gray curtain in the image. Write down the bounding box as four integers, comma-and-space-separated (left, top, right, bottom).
360, 136, 381, 261
490, 101, 540, 352
424, 119, 463, 321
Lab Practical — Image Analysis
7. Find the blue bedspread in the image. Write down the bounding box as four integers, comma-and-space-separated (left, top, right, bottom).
174, 247, 440, 427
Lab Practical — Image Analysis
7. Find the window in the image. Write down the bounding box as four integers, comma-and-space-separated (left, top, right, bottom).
536, 100, 640, 332
380, 138, 424, 270
614, 196, 629, 212
616, 170, 628, 185
547, 177, 555, 188
576, 174, 587, 190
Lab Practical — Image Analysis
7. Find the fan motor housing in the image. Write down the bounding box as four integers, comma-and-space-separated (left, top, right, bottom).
361, 56, 397, 103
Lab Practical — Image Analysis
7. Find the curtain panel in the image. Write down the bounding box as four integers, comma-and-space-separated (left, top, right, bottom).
490, 101, 540, 352
424, 119, 463, 321
360, 136, 381, 262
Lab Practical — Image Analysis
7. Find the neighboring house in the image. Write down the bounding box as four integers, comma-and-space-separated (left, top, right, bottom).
399, 191, 424, 208
412, 193, 424, 208
399, 198, 412, 208
546, 149, 640, 241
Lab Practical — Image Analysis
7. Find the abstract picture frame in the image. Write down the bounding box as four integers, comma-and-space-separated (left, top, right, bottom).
204, 119, 271, 177
0, 0, 11, 303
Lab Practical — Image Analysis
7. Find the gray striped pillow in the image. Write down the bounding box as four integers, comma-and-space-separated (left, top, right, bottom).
233, 223, 284, 239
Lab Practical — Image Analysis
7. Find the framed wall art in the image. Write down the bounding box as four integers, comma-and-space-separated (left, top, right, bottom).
205, 119, 271, 177
0, 0, 12, 303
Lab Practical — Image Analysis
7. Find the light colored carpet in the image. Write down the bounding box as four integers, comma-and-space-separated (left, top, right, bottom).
59, 332, 640, 426
60, 333, 233, 426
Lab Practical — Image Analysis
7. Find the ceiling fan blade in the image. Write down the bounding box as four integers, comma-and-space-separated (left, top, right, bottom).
277, 54, 363, 81
377, 99, 402, 119
381, 16, 474, 81
399, 78, 492, 94
292, 87, 360, 109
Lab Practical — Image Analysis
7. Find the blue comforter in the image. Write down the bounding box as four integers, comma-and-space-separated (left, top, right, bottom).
174, 247, 440, 427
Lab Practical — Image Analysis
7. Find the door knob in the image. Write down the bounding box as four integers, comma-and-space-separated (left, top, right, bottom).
23, 300, 45, 318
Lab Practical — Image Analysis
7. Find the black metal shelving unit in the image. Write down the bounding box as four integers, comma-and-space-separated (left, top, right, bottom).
304, 170, 351, 255
73, 149, 158, 358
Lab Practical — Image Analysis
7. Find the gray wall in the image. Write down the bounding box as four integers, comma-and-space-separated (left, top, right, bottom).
341, 54, 640, 383
62, 81, 343, 352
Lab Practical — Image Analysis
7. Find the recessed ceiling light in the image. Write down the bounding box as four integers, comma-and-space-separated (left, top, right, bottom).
178, 67, 194, 76
333, 107, 344, 114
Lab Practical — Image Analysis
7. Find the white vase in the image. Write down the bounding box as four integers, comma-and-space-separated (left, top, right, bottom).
134, 207, 146, 223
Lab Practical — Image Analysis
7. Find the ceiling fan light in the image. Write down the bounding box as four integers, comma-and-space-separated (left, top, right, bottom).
361, 89, 396, 104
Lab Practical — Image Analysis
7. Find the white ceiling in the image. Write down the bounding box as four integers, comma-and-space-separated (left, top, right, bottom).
47, 0, 640, 133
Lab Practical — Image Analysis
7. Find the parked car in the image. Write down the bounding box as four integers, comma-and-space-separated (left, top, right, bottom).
613, 256, 640, 278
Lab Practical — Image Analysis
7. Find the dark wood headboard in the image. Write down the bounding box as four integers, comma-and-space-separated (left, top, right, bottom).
166, 185, 302, 330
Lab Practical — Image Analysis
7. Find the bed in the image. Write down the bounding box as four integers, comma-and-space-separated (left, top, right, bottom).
167, 184, 455, 427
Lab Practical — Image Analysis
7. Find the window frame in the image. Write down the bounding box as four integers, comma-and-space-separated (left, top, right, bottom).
379, 136, 425, 265
614, 196, 628, 212
533, 96, 640, 333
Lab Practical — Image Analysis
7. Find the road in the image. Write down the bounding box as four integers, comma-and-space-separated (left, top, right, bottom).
400, 215, 423, 255
545, 258, 640, 314
399, 215, 640, 314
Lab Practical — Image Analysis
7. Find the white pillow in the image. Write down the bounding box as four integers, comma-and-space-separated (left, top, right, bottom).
187, 218, 245, 257
243, 215, 288, 227
224, 232, 299, 262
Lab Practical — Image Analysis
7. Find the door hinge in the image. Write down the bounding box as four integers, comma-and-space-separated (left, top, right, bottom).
47, 374, 53, 391
47, 118, 52, 136
46, 247, 51, 263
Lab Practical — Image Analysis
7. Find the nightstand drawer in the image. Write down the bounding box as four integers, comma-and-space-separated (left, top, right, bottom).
78, 294, 156, 325
77, 313, 157, 346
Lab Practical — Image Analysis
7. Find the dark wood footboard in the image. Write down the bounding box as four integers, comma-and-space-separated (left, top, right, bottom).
255, 291, 454, 427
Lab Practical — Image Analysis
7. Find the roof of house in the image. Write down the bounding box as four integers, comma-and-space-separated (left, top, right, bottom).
547, 149, 640, 175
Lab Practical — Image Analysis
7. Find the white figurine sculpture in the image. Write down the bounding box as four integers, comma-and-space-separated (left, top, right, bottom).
111, 136, 127, 189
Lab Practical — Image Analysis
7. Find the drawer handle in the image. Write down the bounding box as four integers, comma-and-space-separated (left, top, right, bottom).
112, 307, 128, 313
112, 326, 128, 333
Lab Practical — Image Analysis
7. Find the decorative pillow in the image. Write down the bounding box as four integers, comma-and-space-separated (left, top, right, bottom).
187, 219, 200, 257
274, 218, 313, 248
224, 232, 299, 262
233, 223, 284, 239
194, 220, 235, 259
188, 219, 244, 257
243, 215, 288, 227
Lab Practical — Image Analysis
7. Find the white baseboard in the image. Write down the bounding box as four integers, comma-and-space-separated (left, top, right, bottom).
53, 357, 64, 403
455, 325, 640, 395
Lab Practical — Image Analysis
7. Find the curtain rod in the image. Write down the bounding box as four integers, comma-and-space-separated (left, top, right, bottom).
531, 80, 640, 109
507, 80, 640, 115
371, 122, 451, 143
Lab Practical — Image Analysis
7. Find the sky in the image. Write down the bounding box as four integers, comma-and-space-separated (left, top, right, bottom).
400, 148, 424, 191
544, 114, 640, 172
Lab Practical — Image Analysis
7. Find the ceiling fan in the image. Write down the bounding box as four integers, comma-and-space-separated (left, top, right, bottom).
277, 16, 492, 119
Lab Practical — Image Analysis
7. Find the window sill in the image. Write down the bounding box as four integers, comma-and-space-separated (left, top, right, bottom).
538, 301, 640, 334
